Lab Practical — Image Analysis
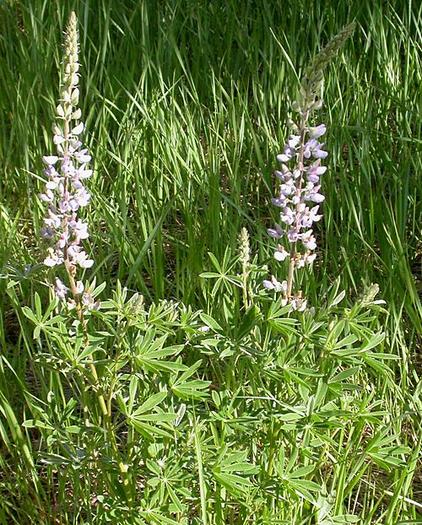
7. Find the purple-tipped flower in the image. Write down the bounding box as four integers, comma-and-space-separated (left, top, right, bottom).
267, 223, 283, 239
263, 276, 287, 293
40, 13, 94, 303
55, 278, 69, 300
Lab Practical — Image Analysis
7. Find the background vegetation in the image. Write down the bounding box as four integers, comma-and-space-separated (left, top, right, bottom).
0, 1, 420, 524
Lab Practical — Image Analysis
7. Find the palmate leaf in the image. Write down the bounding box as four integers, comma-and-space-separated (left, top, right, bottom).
266, 301, 298, 335
200, 249, 243, 298
126, 392, 177, 439
213, 471, 254, 496
199, 312, 223, 332
330, 330, 396, 381
272, 467, 322, 504
133, 332, 186, 373
365, 431, 411, 471
139, 509, 180, 525
234, 304, 261, 341
129, 414, 176, 439
133, 392, 168, 415
328, 367, 361, 383
166, 485, 185, 513
360, 332, 385, 351
212, 450, 258, 497
267, 365, 323, 390
287, 478, 322, 503
172, 380, 210, 400
22, 300, 65, 340
171, 360, 211, 400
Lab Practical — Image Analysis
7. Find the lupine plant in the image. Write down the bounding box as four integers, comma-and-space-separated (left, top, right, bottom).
1, 6, 419, 525
264, 23, 356, 310
38, 12, 109, 425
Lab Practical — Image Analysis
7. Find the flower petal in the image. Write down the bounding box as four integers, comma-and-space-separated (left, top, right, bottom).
42, 155, 59, 165
72, 122, 84, 135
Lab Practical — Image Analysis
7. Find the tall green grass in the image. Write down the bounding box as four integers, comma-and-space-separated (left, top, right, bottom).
0, 1, 421, 523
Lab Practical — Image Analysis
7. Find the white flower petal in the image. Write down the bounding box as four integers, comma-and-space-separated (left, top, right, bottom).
53, 134, 65, 145
72, 122, 84, 135
42, 155, 59, 165
274, 249, 288, 262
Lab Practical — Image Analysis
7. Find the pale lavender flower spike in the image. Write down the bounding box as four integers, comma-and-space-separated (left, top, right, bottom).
265, 120, 327, 310
40, 12, 94, 304
264, 21, 356, 310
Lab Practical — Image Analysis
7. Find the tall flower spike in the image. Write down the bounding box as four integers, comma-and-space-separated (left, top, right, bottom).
40, 12, 94, 304
264, 22, 355, 310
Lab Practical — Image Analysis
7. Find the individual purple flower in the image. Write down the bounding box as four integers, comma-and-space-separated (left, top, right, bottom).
263, 276, 287, 293
81, 290, 100, 311
301, 230, 317, 251
280, 181, 295, 196
69, 219, 89, 240
290, 296, 307, 312
280, 207, 295, 225
301, 206, 322, 228
306, 252, 317, 265
44, 248, 64, 267
309, 124, 326, 138
307, 161, 327, 183
303, 139, 328, 160
271, 196, 287, 207
274, 246, 289, 261
55, 278, 69, 300
287, 229, 299, 242
267, 224, 283, 239
276, 135, 300, 163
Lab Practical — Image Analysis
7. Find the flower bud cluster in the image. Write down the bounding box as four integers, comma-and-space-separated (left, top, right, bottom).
40, 13, 94, 303
238, 227, 251, 273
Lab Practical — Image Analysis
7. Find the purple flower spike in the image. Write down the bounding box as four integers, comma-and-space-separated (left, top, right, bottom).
261, 16, 354, 307
265, 115, 329, 307
39, 12, 95, 304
